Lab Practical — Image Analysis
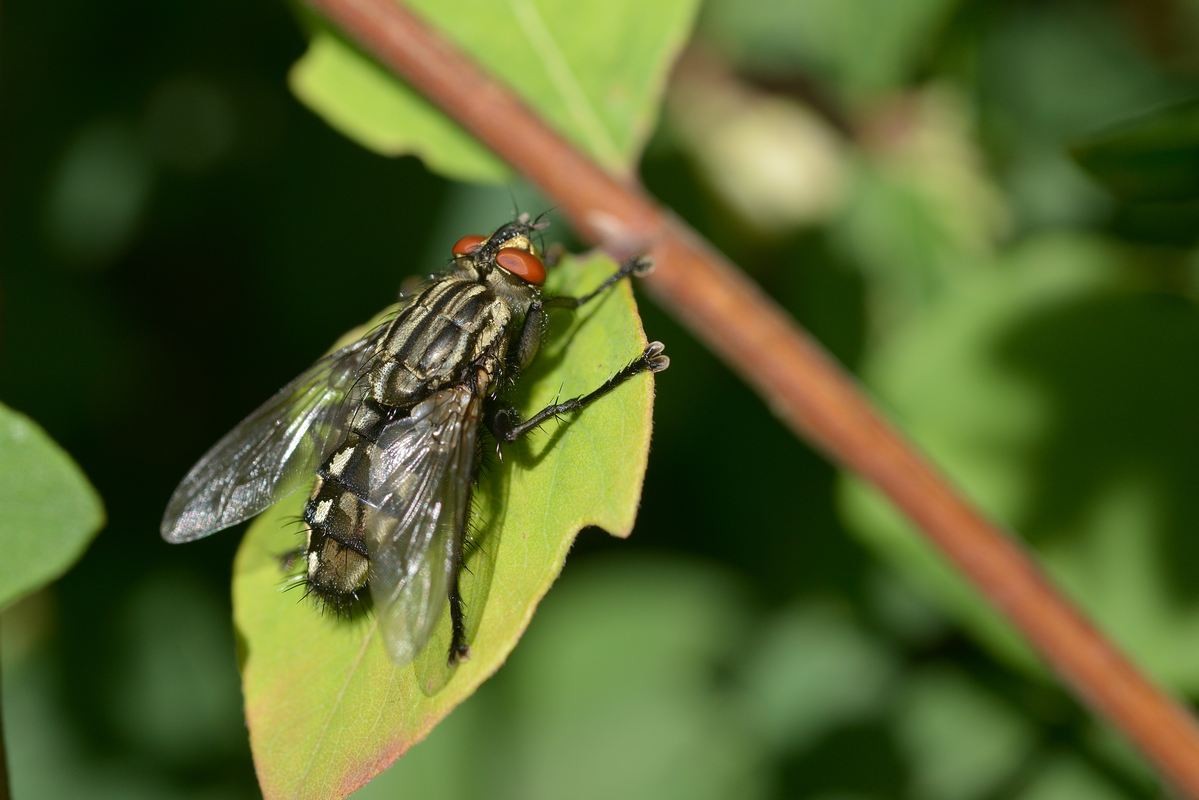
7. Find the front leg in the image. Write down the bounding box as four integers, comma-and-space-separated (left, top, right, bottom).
489, 342, 669, 443
543, 255, 654, 311
510, 255, 654, 373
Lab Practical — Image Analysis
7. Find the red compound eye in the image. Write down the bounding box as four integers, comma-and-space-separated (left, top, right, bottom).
451, 234, 486, 257
496, 247, 546, 285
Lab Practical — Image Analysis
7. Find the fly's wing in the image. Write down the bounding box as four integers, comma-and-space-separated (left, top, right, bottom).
161, 332, 385, 543
364, 385, 481, 665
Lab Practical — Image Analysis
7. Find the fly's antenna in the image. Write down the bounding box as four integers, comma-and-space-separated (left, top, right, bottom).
531, 206, 554, 231
511, 201, 549, 253
531, 206, 555, 255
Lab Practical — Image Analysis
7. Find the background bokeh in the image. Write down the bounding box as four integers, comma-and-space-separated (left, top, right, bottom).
4, 0, 1199, 797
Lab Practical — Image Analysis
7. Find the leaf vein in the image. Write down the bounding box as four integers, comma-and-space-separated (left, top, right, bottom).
508, 0, 621, 167
296, 617, 379, 790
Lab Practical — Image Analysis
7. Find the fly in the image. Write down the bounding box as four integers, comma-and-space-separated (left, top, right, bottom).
160, 216, 668, 665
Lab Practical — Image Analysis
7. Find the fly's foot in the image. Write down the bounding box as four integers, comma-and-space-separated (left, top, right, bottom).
449, 640, 471, 665
623, 255, 655, 278
640, 341, 670, 373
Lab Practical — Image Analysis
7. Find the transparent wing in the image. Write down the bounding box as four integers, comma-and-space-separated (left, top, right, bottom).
161, 332, 385, 543
364, 385, 481, 665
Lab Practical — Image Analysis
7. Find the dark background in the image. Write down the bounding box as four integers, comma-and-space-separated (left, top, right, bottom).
4, 0, 1199, 797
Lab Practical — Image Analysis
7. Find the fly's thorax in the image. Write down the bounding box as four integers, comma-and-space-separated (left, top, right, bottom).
367, 275, 518, 406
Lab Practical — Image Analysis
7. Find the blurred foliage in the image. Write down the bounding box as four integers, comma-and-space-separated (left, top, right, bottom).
841, 235, 1199, 689
2, 0, 1198, 798
1071, 99, 1199, 244
0, 404, 104, 610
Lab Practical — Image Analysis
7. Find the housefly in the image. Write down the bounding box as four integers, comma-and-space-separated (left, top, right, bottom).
160, 216, 668, 665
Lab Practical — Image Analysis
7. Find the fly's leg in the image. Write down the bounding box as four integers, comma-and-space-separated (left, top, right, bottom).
543, 255, 654, 311
447, 566, 469, 664
446, 472, 476, 664
489, 342, 669, 443
497, 257, 663, 441
511, 255, 654, 373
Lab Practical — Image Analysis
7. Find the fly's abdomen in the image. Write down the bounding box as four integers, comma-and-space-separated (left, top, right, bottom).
303, 419, 379, 606
304, 481, 369, 603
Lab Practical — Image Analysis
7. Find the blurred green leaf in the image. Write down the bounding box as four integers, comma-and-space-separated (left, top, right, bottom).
359, 558, 763, 800
1014, 755, 1130, 800
108, 571, 245, 764
4, 644, 250, 800
839, 235, 1199, 690
890, 666, 1148, 799
1072, 100, 1199, 203
979, 4, 1188, 231
700, 0, 959, 98
292, 0, 699, 182
833, 88, 1007, 323
893, 668, 1032, 800
484, 559, 762, 800
3, 580, 253, 799
233, 255, 659, 799
982, 6, 1186, 142
1071, 100, 1199, 246
740, 603, 896, 752
666, 71, 851, 233
0, 403, 104, 610
1080, 721, 1158, 795
45, 120, 153, 268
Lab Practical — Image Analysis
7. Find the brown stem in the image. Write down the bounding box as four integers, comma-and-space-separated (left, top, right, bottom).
307, 0, 1199, 794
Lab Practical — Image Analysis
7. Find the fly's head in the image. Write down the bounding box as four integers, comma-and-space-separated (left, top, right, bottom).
451, 215, 548, 299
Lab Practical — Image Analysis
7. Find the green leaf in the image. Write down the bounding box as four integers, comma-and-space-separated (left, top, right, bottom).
978, 5, 1185, 231
893, 668, 1033, 800
894, 666, 1148, 800
0, 403, 104, 610
233, 254, 659, 798
831, 88, 1007, 320
738, 603, 897, 752
291, 0, 700, 183
1013, 754, 1132, 800
699, 0, 960, 98
838, 234, 1199, 690
358, 558, 763, 800
1071, 100, 1199, 203
1070, 100, 1199, 246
